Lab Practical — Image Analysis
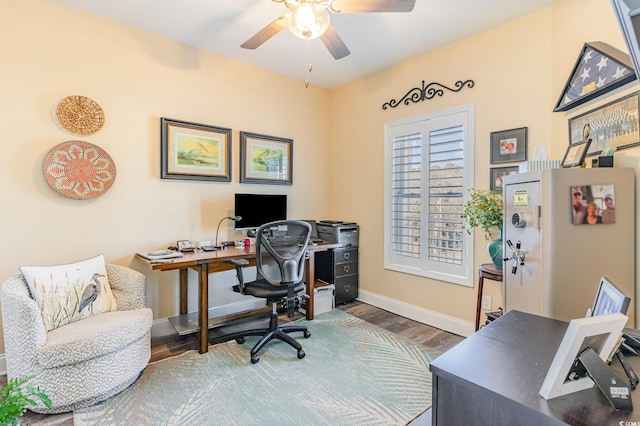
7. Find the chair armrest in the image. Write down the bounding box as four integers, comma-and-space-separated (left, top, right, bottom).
228, 259, 249, 293
106, 264, 147, 311
1, 275, 47, 377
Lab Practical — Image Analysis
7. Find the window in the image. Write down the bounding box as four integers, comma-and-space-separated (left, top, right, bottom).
384, 105, 474, 286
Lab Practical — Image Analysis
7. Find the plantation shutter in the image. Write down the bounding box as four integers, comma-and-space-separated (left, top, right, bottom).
391, 132, 422, 258
384, 105, 474, 287
428, 126, 464, 265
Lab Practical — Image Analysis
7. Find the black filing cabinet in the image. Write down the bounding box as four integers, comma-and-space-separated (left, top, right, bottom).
315, 247, 358, 304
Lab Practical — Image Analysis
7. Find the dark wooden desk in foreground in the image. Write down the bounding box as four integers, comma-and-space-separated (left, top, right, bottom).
136, 242, 339, 354
430, 310, 640, 425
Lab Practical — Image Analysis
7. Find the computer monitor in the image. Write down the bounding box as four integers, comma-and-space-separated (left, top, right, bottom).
590, 277, 630, 317
234, 193, 287, 230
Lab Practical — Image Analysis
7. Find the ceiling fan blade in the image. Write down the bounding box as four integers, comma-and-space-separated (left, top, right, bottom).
330, 0, 415, 13
241, 16, 287, 49
320, 25, 350, 60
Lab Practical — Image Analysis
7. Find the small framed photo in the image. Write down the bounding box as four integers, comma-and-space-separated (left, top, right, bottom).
239, 131, 293, 185
490, 166, 518, 192
561, 139, 591, 168
160, 118, 232, 182
490, 127, 528, 164
539, 313, 627, 400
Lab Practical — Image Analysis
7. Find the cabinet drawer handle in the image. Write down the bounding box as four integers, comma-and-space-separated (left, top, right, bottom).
344, 265, 350, 274
344, 252, 351, 261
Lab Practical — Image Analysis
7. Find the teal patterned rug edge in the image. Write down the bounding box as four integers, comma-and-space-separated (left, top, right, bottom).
75, 309, 440, 425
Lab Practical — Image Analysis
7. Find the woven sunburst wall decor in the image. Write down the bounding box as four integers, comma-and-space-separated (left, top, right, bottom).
43, 140, 116, 200
55, 95, 105, 135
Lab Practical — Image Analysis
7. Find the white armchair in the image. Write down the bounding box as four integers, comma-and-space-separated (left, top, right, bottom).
1, 264, 153, 413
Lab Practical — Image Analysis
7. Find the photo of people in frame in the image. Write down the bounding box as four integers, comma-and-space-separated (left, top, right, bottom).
500, 137, 517, 155
570, 184, 615, 225
490, 166, 518, 192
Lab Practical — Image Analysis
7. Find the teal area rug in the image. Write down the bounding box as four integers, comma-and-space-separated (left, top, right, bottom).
74, 309, 440, 425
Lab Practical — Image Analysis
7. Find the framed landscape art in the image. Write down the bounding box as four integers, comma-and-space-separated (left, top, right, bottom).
239, 131, 293, 185
160, 118, 232, 182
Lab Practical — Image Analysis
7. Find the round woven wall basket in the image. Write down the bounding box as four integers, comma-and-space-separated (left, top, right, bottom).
43, 141, 116, 200
55, 95, 105, 135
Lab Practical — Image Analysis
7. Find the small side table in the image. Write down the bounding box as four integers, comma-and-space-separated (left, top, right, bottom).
475, 263, 503, 331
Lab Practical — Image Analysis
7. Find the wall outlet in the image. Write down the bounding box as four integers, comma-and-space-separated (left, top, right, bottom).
482, 295, 492, 311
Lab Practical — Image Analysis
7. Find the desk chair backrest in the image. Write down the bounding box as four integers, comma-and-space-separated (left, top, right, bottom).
256, 220, 312, 287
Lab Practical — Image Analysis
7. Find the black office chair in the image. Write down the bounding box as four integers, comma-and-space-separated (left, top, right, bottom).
228, 220, 312, 364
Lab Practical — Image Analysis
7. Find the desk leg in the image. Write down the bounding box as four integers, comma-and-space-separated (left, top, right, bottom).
179, 269, 188, 315
475, 274, 484, 332
197, 264, 209, 354
305, 254, 315, 321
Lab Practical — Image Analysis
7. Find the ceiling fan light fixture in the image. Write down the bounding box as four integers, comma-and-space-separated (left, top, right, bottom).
287, 3, 330, 40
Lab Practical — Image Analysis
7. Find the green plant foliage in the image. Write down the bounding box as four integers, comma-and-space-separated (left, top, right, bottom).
461, 189, 503, 240
0, 375, 51, 425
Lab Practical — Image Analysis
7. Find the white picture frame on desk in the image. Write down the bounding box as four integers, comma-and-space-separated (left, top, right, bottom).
539, 313, 627, 399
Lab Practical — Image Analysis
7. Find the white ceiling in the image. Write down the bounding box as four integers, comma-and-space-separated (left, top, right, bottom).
55, 0, 557, 89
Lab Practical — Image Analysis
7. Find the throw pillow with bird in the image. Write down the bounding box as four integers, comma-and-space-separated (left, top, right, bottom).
20, 254, 118, 331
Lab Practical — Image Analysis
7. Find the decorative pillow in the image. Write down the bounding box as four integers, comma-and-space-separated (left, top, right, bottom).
20, 254, 118, 331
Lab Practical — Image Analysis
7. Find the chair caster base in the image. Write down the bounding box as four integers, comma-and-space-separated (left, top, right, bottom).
236, 337, 245, 344
297, 349, 305, 359
304, 330, 311, 338
251, 355, 260, 364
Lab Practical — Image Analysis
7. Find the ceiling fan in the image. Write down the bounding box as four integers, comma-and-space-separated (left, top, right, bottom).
241, 0, 416, 60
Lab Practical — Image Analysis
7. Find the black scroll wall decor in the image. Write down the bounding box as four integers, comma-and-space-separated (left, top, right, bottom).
382, 79, 475, 110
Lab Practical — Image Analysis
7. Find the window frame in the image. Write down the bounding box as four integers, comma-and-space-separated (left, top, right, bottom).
383, 104, 475, 287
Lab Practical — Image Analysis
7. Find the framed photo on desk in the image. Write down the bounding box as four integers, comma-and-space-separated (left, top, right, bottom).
539, 313, 627, 399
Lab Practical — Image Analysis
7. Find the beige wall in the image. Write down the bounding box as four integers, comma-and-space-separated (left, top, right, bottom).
331, 0, 640, 326
0, 0, 332, 354
3, 0, 640, 357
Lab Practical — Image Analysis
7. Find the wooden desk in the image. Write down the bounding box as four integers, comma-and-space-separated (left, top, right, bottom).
431, 310, 640, 425
475, 263, 503, 331
136, 242, 339, 354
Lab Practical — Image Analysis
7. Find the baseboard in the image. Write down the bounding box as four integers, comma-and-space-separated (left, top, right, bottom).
356, 290, 474, 338
0, 355, 5, 376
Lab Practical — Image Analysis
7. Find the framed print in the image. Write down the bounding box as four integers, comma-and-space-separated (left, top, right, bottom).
490, 166, 518, 192
539, 313, 627, 400
561, 139, 591, 168
568, 91, 640, 157
239, 131, 293, 185
490, 127, 528, 164
160, 118, 231, 182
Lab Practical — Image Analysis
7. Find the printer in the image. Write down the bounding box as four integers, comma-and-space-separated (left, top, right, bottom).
317, 221, 359, 246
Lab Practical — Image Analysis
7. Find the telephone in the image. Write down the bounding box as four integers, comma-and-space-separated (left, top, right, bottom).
177, 240, 196, 252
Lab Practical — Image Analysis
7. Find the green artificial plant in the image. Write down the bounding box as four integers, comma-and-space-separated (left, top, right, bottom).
0, 375, 51, 426
461, 189, 503, 240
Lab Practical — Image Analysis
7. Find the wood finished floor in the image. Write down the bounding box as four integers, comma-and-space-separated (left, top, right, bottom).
18, 301, 464, 425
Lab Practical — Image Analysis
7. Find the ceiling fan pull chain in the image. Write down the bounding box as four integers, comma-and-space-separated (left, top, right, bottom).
305, 41, 312, 88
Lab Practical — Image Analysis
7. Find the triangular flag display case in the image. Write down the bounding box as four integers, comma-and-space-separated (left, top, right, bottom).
554, 42, 636, 112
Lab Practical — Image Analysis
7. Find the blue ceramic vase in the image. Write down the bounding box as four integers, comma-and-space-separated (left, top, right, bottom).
487, 230, 503, 270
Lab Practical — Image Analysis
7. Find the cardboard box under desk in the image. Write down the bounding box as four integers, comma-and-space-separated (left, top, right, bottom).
300, 280, 335, 315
